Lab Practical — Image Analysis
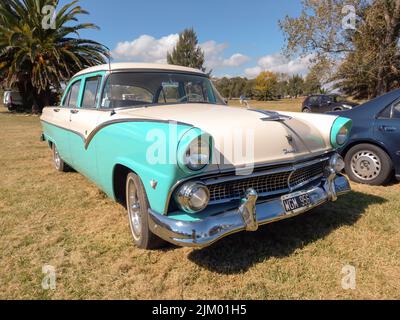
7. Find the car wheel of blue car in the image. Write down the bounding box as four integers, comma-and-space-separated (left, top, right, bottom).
345, 143, 393, 185
125, 172, 166, 249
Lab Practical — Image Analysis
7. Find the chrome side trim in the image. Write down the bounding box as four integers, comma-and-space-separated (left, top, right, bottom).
41, 119, 193, 150
84, 118, 193, 149
40, 120, 86, 142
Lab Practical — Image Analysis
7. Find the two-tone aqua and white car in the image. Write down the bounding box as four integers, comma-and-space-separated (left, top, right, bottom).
40, 63, 352, 249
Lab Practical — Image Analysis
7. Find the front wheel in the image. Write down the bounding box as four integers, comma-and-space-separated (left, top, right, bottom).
302, 108, 311, 113
344, 144, 393, 185
126, 172, 165, 249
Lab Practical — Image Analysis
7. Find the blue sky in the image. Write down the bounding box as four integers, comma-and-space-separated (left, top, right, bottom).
60, 0, 309, 77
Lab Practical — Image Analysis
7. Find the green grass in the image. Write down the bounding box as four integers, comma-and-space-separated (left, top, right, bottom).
0, 104, 400, 299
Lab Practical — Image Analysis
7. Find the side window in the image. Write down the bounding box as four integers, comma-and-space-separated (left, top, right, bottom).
65, 80, 81, 108
379, 100, 400, 119
309, 96, 319, 105
392, 101, 400, 119
82, 76, 101, 108
320, 95, 330, 104
62, 87, 71, 107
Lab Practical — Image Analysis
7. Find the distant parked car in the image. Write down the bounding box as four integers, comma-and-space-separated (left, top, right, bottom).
330, 89, 400, 185
302, 94, 358, 113
3, 90, 23, 111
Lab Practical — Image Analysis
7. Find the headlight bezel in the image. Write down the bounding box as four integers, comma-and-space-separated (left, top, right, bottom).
175, 182, 210, 213
177, 128, 212, 173
330, 117, 352, 149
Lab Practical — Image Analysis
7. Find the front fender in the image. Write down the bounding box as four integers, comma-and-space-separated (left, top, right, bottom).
92, 121, 207, 214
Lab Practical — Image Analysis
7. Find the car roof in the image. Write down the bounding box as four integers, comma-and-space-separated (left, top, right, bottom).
74, 62, 206, 77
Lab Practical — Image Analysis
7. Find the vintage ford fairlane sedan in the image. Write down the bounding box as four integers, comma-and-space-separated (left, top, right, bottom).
40, 63, 352, 249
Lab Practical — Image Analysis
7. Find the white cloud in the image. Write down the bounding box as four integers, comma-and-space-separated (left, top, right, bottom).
112, 34, 250, 70
222, 53, 251, 67
112, 34, 179, 63
245, 53, 314, 78
243, 66, 262, 78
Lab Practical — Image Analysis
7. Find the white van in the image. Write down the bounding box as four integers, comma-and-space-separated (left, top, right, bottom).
3, 90, 23, 111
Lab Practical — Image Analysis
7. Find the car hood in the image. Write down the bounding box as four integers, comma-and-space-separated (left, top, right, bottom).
117, 104, 337, 169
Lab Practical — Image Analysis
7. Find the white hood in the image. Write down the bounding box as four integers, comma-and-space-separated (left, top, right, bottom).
117, 104, 337, 169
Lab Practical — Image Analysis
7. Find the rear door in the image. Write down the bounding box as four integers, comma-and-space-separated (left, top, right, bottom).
68, 73, 105, 179
374, 99, 400, 159
49, 79, 82, 165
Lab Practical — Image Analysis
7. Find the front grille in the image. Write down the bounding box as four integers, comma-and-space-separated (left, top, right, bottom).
207, 159, 328, 203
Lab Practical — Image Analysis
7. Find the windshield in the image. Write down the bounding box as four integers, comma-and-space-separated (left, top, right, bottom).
100, 72, 225, 109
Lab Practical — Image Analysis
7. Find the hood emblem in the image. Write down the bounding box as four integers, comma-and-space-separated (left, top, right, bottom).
284, 135, 296, 154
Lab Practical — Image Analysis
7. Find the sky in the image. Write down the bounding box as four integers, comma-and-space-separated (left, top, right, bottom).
59, 0, 309, 78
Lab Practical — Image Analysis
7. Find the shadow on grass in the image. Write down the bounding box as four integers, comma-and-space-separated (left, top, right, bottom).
188, 191, 386, 274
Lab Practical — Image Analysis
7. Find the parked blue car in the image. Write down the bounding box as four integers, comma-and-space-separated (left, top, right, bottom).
331, 89, 400, 185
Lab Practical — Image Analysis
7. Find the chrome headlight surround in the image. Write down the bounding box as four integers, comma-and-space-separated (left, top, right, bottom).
175, 182, 210, 213
177, 128, 211, 173
184, 136, 210, 171
330, 117, 352, 149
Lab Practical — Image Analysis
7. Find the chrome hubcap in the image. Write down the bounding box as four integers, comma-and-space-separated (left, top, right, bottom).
53, 147, 61, 169
127, 178, 142, 240
351, 150, 382, 181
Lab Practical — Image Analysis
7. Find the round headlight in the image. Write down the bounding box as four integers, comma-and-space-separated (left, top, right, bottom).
175, 182, 210, 213
329, 153, 345, 173
336, 126, 349, 146
184, 136, 210, 171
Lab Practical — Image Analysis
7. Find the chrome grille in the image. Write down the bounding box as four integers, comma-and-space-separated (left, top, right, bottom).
207, 159, 328, 203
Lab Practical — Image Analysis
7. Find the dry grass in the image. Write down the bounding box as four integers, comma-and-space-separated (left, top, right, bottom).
228, 97, 305, 112
0, 103, 400, 300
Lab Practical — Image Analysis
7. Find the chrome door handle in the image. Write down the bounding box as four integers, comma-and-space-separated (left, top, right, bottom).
70, 109, 79, 114
379, 126, 396, 132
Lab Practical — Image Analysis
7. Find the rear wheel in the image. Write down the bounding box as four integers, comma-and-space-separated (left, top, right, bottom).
52, 144, 69, 172
302, 107, 311, 113
125, 172, 165, 249
345, 144, 393, 185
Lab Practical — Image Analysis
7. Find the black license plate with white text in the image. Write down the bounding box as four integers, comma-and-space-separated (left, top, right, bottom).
281, 191, 311, 214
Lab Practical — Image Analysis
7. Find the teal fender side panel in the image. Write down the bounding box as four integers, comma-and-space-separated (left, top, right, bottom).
91, 122, 195, 214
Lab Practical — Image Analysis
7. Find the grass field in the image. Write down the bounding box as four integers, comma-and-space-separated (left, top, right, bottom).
0, 101, 400, 299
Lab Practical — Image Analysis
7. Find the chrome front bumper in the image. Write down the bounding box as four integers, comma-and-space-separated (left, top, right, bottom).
148, 174, 351, 248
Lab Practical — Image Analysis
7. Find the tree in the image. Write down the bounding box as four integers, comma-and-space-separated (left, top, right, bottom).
0, 0, 108, 112
279, 0, 400, 99
287, 74, 304, 98
254, 71, 279, 100
334, 1, 400, 98
303, 59, 332, 95
167, 28, 206, 72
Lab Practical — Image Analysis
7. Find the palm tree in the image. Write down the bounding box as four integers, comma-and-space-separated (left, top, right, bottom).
0, 0, 108, 112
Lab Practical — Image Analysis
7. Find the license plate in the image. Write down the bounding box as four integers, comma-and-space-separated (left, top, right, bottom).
281, 191, 312, 214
